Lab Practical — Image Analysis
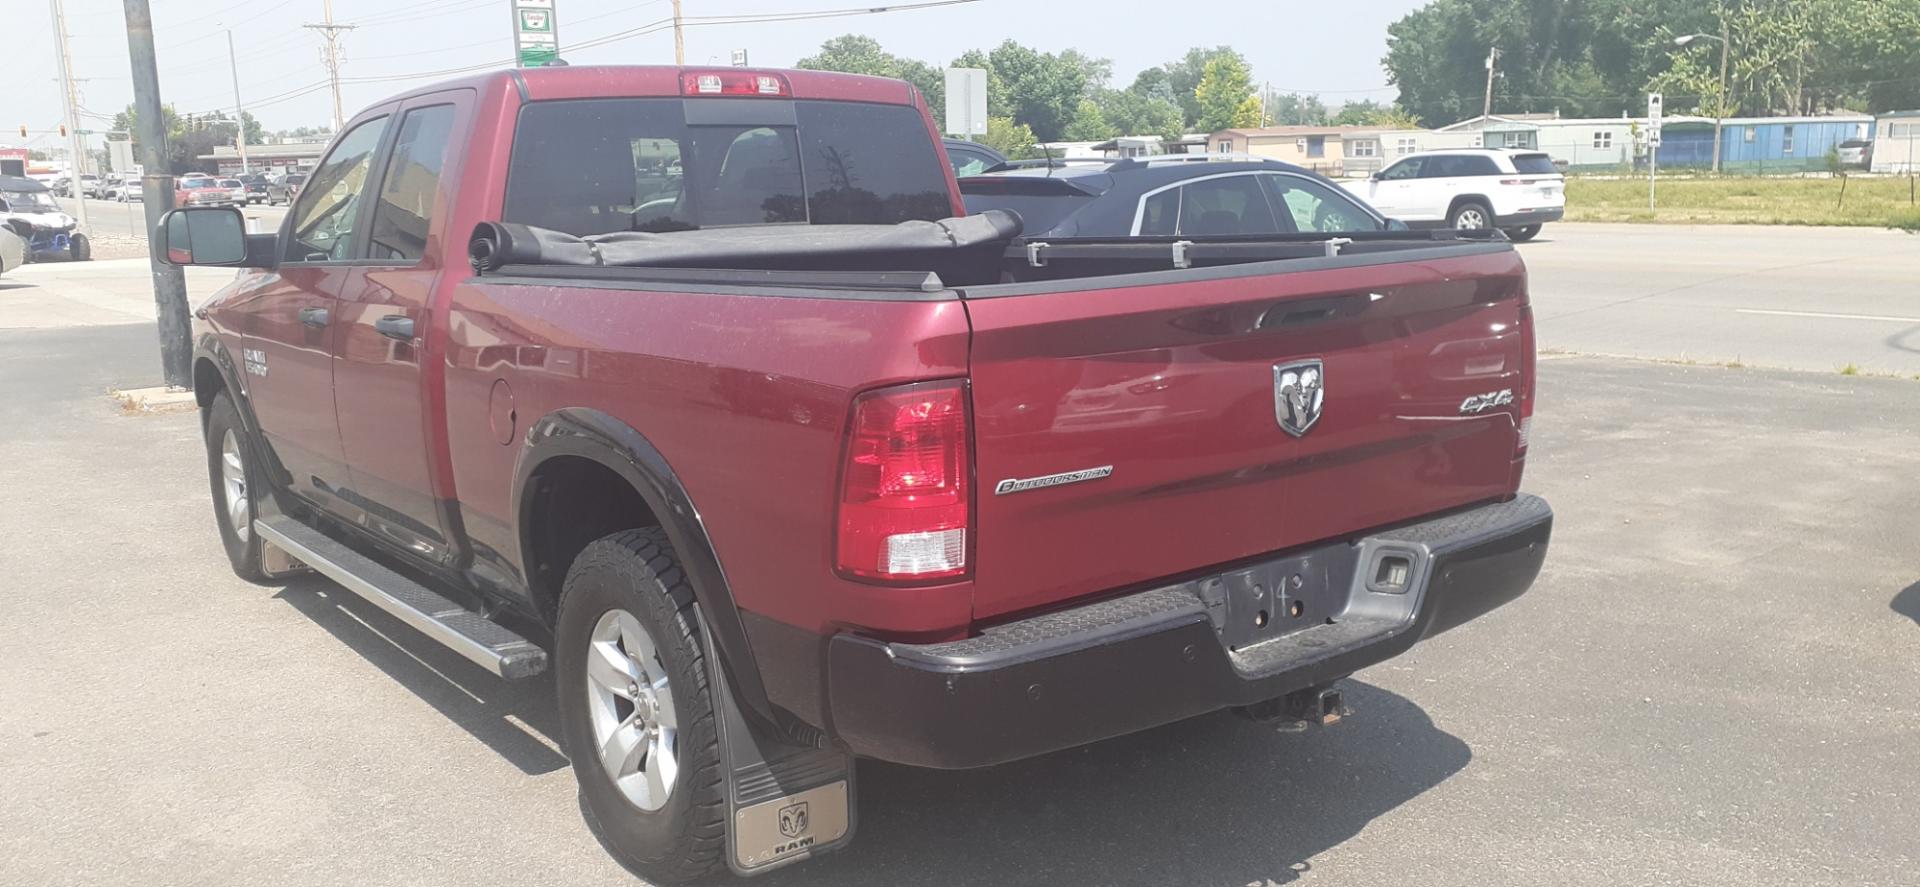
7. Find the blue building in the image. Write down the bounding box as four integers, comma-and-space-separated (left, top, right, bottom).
1660, 115, 1875, 171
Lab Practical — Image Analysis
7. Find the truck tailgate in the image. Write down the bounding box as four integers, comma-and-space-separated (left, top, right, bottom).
962, 246, 1532, 620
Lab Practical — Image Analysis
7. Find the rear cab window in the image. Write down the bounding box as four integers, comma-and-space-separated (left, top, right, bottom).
503, 98, 954, 237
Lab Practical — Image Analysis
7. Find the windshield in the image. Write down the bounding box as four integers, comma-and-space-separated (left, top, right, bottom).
181, 177, 215, 188
2, 189, 58, 212
503, 98, 952, 236
220, 179, 243, 187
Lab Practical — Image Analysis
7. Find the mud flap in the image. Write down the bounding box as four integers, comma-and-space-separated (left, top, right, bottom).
699, 609, 856, 876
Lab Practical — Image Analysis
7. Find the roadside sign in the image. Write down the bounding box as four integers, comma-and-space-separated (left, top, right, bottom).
1646, 92, 1663, 147
945, 67, 988, 137
512, 0, 559, 67
731, 49, 749, 67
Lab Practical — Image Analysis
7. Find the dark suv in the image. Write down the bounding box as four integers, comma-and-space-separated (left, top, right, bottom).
266, 172, 305, 205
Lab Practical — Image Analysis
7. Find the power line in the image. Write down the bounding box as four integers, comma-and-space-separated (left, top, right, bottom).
304, 0, 355, 130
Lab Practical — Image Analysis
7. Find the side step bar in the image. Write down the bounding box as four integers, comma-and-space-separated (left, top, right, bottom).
255, 514, 549, 680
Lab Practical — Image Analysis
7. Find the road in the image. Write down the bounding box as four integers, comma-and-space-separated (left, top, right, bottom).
1, 320, 1914, 886
53, 195, 289, 243
1523, 223, 1920, 375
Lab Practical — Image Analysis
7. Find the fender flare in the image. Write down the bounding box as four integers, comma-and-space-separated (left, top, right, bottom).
1446, 194, 1494, 221
511, 408, 774, 723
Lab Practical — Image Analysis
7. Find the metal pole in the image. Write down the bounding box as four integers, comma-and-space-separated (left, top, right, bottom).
121, 0, 192, 389
227, 29, 250, 175
1649, 140, 1657, 213
672, 0, 685, 65
50, 0, 91, 236
1712, 16, 1728, 173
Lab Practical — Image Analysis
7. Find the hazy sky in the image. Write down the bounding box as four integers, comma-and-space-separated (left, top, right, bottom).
9, 0, 1429, 153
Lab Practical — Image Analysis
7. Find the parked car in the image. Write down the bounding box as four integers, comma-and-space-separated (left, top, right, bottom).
960, 155, 1388, 238
0, 225, 23, 276
941, 138, 1006, 178
159, 65, 1549, 883
235, 172, 270, 204
217, 177, 250, 206
78, 174, 106, 198
266, 171, 304, 205
1340, 148, 1564, 242
107, 175, 143, 202
174, 175, 234, 207
0, 174, 91, 261
1837, 139, 1873, 169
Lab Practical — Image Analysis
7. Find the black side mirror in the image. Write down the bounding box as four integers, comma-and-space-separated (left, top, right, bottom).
160, 206, 248, 266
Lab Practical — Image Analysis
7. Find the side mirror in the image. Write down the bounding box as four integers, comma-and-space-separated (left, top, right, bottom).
1384, 218, 1411, 232
1370, 171, 1385, 181
160, 206, 248, 266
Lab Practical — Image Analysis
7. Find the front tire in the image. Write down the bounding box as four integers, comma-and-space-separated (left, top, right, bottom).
1503, 224, 1542, 242
556, 528, 727, 884
1449, 201, 1493, 230
68, 232, 90, 261
204, 392, 267, 582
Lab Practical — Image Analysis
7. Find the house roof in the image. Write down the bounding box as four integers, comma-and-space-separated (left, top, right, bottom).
1880, 109, 1920, 119
1210, 124, 1386, 139
1718, 114, 1873, 125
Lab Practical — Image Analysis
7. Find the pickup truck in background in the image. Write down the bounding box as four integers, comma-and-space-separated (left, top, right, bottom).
160, 65, 1552, 882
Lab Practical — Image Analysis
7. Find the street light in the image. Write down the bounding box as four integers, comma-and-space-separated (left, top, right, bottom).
1674, 28, 1730, 174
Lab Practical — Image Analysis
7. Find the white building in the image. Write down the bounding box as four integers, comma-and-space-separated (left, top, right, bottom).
1871, 110, 1920, 174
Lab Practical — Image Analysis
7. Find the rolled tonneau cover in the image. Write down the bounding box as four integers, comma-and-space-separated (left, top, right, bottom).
469, 210, 1023, 273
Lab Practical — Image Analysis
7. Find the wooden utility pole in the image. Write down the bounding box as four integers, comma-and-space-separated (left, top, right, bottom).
120, 0, 192, 388
672, 0, 684, 64
1712, 14, 1729, 173
1481, 47, 1499, 119
305, 0, 355, 131
226, 30, 250, 174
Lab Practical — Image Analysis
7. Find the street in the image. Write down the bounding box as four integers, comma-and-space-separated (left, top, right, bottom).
50, 196, 289, 260
1, 224, 1918, 885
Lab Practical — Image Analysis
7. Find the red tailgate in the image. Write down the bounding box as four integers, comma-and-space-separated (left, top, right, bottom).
962, 248, 1533, 620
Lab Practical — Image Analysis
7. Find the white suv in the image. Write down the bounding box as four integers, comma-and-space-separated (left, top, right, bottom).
1341, 148, 1564, 241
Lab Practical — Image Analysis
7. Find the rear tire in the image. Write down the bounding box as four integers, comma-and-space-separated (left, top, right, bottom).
68, 233, 90, 261
204, 392, 267, 582
1448, 201, 1493, 230
1503, 224, 1542, 242
556, 528, 727, 885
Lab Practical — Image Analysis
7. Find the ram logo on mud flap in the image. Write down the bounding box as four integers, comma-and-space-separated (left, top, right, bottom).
1459, 389, 1514, 414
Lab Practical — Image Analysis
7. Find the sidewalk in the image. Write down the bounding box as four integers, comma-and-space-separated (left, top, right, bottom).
0, 258, 239, 330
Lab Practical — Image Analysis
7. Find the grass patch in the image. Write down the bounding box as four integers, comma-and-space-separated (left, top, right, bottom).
1565, 175, 1920, 229
1840, 363, 1861, 376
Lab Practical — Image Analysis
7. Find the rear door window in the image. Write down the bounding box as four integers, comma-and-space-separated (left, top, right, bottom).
368, 104, 457, 263
1176, 175, 1280, 236
1137, 188, 1179, 235
503, 98, 953, 236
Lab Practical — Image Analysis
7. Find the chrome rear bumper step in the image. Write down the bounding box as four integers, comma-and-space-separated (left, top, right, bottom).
256, 515, 549, 680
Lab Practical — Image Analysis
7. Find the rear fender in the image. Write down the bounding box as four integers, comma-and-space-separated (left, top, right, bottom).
511, 408, 775, 724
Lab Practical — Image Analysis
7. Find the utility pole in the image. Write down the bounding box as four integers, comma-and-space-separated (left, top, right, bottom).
672, 0, 685, 65
1712, 13, 1729, 173
1260, 81, 1269, 127
1482, 47, 1499, 119
305, 0, 355, 132
49, 0, 90, 235
226, 29, 250, 174
121, 0, 192, 389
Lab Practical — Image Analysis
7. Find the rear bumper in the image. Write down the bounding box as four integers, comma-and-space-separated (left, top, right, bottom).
826, 494, 1552, 769
1496, 206, 1563, 227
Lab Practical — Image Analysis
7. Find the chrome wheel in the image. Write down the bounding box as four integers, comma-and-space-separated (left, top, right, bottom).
1453, 206, 1489, 229
585, 608, 680, 811
219, 428, 251, 542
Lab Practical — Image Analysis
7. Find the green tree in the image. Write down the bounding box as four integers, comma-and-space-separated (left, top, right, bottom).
1063, 98, 1116, 141
797, 34, 945, 116
1263, 91, 1330, 125
1095, 89, 1186, 140
1159, 46, 1249, 127
977, 116, 1040, 159
1193, 55, 1261, 132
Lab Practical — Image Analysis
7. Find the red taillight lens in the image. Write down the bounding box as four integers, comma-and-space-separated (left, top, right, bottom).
1517, 303, 1536, 455
836, 380, 971, 583
681, 70, 791, 97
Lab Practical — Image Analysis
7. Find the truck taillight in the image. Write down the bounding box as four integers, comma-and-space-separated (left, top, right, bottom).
836, 380, 971, 583
1517, 304, 1536, 455
681, 70, 790, 97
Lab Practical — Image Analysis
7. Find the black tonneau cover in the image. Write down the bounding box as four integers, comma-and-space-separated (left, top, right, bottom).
470, 210, 1022, 283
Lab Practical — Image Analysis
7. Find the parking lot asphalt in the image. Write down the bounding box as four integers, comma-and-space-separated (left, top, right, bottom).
1522, 222, 1920, 375
1, 316, 1915, 885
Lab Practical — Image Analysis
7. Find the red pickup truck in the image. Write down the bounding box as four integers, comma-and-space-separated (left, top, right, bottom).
160, 66, 1552, 881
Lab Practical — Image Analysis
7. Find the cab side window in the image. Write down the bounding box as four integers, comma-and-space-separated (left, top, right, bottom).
285, 116, 390, 263
368, 105, 457, 263
1177, 175, 1280, 236
1263, 175, 1382, 234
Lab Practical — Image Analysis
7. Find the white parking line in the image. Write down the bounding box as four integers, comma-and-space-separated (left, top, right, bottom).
1734, 308, 1920, 324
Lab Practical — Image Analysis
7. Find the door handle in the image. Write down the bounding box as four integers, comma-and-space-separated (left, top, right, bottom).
298, 306, 329, 328
374, 314, 416, 341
